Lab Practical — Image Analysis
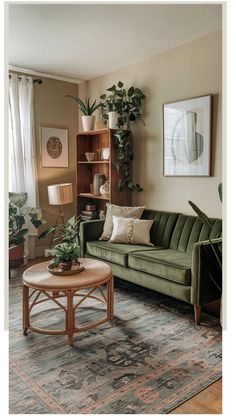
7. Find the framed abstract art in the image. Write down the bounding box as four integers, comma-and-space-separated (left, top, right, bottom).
163, 95, 211, 176
41, 126, 68, 168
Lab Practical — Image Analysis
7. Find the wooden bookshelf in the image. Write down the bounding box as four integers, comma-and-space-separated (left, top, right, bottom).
76, 128, 132, 216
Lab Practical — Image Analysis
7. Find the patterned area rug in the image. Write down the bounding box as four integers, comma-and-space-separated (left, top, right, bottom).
9, 269, 222, 414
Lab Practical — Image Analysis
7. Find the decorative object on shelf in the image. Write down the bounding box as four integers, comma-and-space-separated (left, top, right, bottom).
41, 126, 68, 168
48, 242, 81, 274
65, 95, 102, 132
99, 210, 105, 219
100, 81, 145, 130
113, 130, 143, 192
163, 95, 211, 176
85, 152, 95, 161
9, 192, 45, 268
47, 183, 73, 247
99, 180, 110, 197
93, 174, 106, 195
101, 147, 110, 160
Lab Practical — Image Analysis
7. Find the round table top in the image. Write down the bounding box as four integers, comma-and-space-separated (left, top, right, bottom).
22, 258, 112, 290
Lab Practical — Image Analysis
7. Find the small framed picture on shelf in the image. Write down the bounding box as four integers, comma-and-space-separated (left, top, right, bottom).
40, 126, 68, 168
101, 147, 110, 160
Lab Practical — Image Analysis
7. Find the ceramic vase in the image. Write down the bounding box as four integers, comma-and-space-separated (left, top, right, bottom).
99, 180, 110, 197
81, 115, 95, 132
108, 111, 118, 129
93, 174, 106, 195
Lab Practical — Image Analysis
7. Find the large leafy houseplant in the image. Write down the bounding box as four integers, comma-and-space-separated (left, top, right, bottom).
188, 183, 222, 293
9, 192, 45, 266
100, 81, 145, 130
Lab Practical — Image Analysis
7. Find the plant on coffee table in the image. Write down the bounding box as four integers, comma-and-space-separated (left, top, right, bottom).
50, 242, 80, 271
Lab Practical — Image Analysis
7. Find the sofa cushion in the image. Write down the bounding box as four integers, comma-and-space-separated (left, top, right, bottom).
169, 215, 222, 252
86, 240, 163, 267
128, 249, 192, 285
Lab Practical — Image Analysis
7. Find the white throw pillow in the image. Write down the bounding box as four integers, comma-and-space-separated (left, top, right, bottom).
99, 204, 145, 241
109, 216, 154, 246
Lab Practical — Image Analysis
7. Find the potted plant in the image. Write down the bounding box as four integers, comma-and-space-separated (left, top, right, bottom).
65, 95, 102, 131
9, 192, 45, 268
49, 242, 80, 271
100, 81, 145, 130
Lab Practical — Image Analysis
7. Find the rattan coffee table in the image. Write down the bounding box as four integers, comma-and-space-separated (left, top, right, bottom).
22, 258, 114, 345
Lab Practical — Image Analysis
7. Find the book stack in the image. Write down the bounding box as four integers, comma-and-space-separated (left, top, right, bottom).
80, 210, 98, 221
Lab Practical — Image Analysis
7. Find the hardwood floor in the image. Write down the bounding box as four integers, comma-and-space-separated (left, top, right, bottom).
170, 379, 222, 414
11, 257, 222, 415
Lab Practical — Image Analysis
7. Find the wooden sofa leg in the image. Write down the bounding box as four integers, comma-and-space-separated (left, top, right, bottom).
194, 305, 202, 325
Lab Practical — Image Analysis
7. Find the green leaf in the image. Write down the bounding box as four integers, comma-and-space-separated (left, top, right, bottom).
127, 87, 134, 97
100, 94, 106, 100
106, 85, 116, 92
218, 183, 222, 202
188, 201, 213, 230
118, 81, 124, 88
38, 226, 56, 239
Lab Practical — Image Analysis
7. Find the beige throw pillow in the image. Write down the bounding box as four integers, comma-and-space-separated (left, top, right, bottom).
109, 216, 154, 246
99, 204, 145, 241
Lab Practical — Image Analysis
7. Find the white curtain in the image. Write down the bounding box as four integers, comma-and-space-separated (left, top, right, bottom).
9, 74, 38, 206
9, 74, 39, 258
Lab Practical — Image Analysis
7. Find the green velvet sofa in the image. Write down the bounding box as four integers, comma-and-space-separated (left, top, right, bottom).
80, 209, 222, 324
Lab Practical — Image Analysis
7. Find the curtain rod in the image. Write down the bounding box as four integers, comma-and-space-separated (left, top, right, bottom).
9, 74, 42, 84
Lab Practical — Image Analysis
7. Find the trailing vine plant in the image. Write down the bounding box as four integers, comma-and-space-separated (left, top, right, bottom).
113, 130, 143, 192
100, 81, 145, 192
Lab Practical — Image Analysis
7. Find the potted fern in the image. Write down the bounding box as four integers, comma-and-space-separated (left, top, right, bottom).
65, 95, 102, 131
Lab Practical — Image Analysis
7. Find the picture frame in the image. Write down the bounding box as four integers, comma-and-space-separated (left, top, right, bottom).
163, 95, 211, 176
40, 126, 68, 168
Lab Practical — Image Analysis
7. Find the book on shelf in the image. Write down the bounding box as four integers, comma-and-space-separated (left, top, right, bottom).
80, 211, 99, 221
81, 210, 97, 216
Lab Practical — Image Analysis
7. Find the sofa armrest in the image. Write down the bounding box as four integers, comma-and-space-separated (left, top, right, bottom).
80, 219, 105, 257
191, 238, 222, 305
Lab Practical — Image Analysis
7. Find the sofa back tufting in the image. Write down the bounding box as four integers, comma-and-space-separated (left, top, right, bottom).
169, 215, 222, 252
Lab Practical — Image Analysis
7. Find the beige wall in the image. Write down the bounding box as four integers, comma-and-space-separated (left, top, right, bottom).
32, 77, 78, 253
84, 30, 222, 218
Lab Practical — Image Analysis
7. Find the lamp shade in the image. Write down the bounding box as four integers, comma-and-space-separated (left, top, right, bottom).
48, 183, 73, 205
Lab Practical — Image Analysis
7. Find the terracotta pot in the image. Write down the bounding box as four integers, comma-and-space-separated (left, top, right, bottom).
9, 243, 24, 260
59, 261, 73, 271
9, 243, 24, 268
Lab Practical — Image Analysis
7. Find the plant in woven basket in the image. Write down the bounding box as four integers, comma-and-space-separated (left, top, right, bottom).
50, 242, 80, 271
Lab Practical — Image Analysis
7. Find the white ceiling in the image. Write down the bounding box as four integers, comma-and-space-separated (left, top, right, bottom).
8, 3, 222, 83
